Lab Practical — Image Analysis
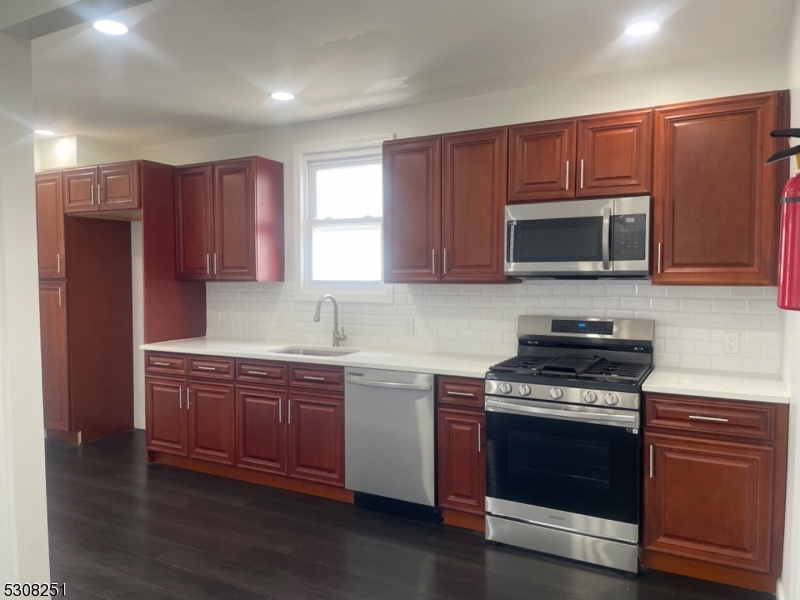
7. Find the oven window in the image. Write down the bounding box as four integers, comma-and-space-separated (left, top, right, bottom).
510, 216, 603, 263
486, 410, 640, 524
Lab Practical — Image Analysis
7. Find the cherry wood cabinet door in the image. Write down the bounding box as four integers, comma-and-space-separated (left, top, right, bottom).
653, 92, 788, 285
437, 408, 485, 514
287, 392, 344, 486
188, 380, 236, 465
35, 172, 66, 279
99, 161, 140, 211
442, 128, 508, 282
175, 164, 214, 281
62, 166, 98, 213
235, 385, 287, 475
39, 281, 69, 431
213, 158, 257, 281
644, 432, 774, 574
576, 110, 653, 198
145, 376, 187, 456
383, 136, 442, 283
508, 119, 576, 202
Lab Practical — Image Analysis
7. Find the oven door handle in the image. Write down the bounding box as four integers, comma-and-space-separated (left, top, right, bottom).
602, 206, 611, 270
486, 398, 637, 425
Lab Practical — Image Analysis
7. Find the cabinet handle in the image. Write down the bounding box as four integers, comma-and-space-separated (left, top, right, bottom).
288, 399, 292, 424
90, 184, 95, 205
57, 254, 62, 273
206, 254, 210, 275
303, 375, 325, 381
477, 422, 482, 453
431, 249, 436, 275
186, 388, 192, 410
152, 361, 171, 367
657, 243, 662, 274
580, 159, 585, 189
443, 249, 448, 275
179, 387, 183, 409
248, 370, 269, 376
649, 445, 654, 479
97, 184, 102, 205
196, 366, 217, 371
278, 399, 282, 423
214, 253, 218, 275
688, 415, 729, 423
565, 160, 570, 190
58, 286, 62, 307
448, 391, 475, 398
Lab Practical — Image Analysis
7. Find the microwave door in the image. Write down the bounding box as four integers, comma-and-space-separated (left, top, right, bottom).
505, 199, 614, 277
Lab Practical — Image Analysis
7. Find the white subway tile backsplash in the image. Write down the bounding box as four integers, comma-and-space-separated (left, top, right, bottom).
207, 282, 784, 375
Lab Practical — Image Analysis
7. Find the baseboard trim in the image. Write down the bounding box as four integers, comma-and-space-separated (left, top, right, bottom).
46, 429, 81, 445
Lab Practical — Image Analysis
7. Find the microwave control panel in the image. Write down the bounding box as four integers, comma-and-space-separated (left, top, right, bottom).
611, 214, 647, 261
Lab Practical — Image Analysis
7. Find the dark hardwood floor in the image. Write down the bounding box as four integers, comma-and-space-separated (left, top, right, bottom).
46, 431, 774, 600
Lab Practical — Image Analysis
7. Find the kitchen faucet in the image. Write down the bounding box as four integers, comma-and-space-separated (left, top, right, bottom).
313, 294, 347, 347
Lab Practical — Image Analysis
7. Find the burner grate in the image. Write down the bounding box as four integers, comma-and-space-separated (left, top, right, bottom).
579, 360, 650, 382
489, 356, 556, 373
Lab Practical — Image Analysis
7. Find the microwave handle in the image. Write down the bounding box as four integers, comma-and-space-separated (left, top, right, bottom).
602, 206, 611, 270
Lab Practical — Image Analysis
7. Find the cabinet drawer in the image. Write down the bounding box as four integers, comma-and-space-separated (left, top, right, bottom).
288, 364, 344, 392
645, 394, 776, 442
236, 360, 288, 385
188, 356, 235, 380
438, 376, 485, 410
145, 353, 187, 376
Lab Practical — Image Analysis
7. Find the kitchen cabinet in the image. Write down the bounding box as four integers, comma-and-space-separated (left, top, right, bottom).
643, 393, 788, 593
287, 391, 345, 486
39, 281, 69, 431
652, 91, 789, 285
438, 407, 485, 514
145, 376, 188, 456
175, 156, 284, 282
236, 385, 287, 474
63, 162, 140, 213
508, 109, 652, 203
35, 171, 66, 279
187, 381, 235, 465
384, 128, 509, 283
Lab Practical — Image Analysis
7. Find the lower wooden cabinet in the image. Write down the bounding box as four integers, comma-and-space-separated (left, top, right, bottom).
642, 393, 788, 593
437, 407, 485, 514
145, 377, 187, 456
287, 392, 345, 486
187, 381, 235, 465
235, 385, 288, 474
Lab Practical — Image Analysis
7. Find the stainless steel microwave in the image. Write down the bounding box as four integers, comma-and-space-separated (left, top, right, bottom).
505, 196, 651, 279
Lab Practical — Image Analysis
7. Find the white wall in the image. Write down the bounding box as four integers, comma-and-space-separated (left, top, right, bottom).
0, 31, 50, 582
780, 4, 800, 600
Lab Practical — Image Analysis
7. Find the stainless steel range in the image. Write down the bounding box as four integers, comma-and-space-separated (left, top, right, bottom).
484, 315, 655, 573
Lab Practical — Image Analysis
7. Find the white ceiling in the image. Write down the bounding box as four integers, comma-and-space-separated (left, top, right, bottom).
31, 0, 796, 146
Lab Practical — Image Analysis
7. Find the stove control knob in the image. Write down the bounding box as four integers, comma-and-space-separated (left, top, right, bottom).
583, 391, 597, 404
499, 382, 512, 395
519, 385, 531, 396
550, 387, 563, 400
605, 393, 620, 406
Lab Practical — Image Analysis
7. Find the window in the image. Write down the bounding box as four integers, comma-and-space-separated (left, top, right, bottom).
295, 135, 394, 303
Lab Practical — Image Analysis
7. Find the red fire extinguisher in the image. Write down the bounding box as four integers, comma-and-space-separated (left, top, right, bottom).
766, 129, 800, 311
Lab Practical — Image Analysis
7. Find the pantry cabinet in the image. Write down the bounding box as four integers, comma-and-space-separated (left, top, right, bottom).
643, 393, 788, 593
652, 91, 789, 285
35, 172, 66, 279
175, 156, 284, 282
39, 281, 69, 431
384, 128, 508, 283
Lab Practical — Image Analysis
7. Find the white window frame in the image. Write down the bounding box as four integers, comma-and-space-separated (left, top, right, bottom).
294, 134, 395, 303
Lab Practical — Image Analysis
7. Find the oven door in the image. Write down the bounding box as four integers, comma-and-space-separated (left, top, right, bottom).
485, 396, 641, 530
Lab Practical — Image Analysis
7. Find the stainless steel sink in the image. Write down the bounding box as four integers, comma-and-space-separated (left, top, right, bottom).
273, 347, 359, 357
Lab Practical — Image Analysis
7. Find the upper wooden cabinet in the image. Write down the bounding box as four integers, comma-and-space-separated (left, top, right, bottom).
383, 136, 442, 283
35, 172, 66, 279
384, 129, 509, 283
653, 91, 789, 285
175, 156, 284, 282
508, 109, 653, 202
63, 162, 140, 213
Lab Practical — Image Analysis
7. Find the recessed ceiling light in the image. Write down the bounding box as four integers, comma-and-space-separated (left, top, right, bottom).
270, 92, 295, 101
624, 21, 660, 36
93, 20, 128, 35
35, 129, 56, 136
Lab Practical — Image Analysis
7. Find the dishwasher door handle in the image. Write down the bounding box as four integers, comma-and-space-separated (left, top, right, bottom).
345, 376, 432, 391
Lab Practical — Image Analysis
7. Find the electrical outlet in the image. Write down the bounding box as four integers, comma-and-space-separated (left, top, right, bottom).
724, 332, 739, 354
276, 313, 287, 330
405, 318, 415, 336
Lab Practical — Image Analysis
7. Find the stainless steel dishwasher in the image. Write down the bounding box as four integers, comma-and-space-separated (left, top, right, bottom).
345, 367, 436, 508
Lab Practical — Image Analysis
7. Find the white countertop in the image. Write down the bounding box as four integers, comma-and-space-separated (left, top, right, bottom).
140, 337, 496, 380
643, 367, 790, 404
